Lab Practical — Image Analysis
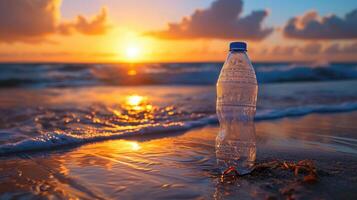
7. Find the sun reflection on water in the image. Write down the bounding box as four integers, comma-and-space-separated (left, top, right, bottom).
127, 69, 137, 76
129, 141, 141, 151
125, 95, 153, 113
126, 95, 144, 106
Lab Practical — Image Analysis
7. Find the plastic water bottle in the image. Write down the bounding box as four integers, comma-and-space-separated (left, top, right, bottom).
216, 42, 258, 175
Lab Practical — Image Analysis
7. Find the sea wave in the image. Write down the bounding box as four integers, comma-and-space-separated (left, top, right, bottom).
256, 101, 357, 120
0, 62, 356, 88
256, 63, 357, 83
1, 101, 356, 156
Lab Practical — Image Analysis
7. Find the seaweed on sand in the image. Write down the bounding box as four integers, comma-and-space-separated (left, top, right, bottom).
219, 160, 320, 199
220, 159, 318, 183
253, 160, 318, 183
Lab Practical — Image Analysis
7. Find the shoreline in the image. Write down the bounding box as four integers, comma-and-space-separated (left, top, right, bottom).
1, 104, 357, 157
1, 111, 356, 199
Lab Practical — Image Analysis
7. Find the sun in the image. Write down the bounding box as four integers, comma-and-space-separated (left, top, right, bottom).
125, 46, 140, 60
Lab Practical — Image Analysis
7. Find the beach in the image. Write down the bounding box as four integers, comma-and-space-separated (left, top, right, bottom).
0, 63, 357, 199
1, 0, 357, 199
0, 111, 356, 199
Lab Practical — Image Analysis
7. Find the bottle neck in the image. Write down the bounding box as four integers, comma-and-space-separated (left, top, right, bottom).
227, 50, 249, 61
230, 50, 247, 53
222, 50, 253, 70
229, 50, 247, 56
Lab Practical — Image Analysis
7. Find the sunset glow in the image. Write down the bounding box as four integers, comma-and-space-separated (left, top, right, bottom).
0, 0, 356, 62
125, 45, 140, 61
1, 1, 357, 198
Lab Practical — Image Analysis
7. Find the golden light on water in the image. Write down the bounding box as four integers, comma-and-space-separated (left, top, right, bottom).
127, 69, 137, 76
129, 141, 141, 151
122, 94, 154, 122
146, 105, 153, 110
125, 95, 152, 112
126, 95, 144, 106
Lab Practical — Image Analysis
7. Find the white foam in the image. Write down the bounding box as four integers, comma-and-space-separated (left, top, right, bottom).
1, 102, 356, 155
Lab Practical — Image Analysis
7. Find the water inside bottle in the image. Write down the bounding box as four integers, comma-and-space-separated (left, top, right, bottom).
216, 42, 258, 175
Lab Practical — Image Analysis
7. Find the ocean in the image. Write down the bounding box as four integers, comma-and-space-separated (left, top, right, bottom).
0, 62, 357, 155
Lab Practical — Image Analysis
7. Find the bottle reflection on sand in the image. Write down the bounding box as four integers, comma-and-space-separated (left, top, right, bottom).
213, 176, 261, 200
216, 121, 257, 174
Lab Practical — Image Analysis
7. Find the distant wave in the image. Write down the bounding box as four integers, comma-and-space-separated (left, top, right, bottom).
1, 101, 356, 156
256, 63, 357, 83
0, 62, 356, 88
256, 101, 357, 120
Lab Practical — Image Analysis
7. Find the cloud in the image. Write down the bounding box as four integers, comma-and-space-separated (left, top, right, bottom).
145, 0, 273, 40
283, 9, 357, 39
0, 0, 110, 43
256, 43, 321, 56
271, 45, 298, 55
324, 43, 340, 54
0, 51, 117, 58
298, 43, 322, 54
58, 8, 110, 35
324, 42, 357, 54
258, 42, 357, 58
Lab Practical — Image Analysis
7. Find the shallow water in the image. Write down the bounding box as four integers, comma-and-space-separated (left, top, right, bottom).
1, 63, 357, 199
0, 80, 357, 154
0, 112, 356, 199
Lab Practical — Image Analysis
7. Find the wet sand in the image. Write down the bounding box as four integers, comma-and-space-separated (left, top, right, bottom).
1, 112, 357, 199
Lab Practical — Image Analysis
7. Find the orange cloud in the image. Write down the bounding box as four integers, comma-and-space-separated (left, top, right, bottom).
58, 8, 110, 36
270, 45, 298, 55
146, 0, 272, 40
0, 0, 110, 43
298, 43, 322, 54
324, 42, 357, 54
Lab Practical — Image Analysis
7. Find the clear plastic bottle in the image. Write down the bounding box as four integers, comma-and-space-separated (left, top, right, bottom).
216, 42, 258, 175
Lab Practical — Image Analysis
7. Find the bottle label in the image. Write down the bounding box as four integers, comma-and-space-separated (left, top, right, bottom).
217, 59, 258, 108
218, 67, 257, 85
216, 84, 257, 107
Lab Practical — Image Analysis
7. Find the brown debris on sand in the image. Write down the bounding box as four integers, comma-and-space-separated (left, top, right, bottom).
220, 166, 240, 183
220, 159, 318, 183
254, 159, 318, 183
219, 160, 320, 199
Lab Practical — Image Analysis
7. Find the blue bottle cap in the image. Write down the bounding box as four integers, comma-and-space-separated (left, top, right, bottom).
229, 42, 247, 51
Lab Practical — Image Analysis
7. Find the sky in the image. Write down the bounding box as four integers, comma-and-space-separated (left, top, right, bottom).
0, 0, 356, 63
